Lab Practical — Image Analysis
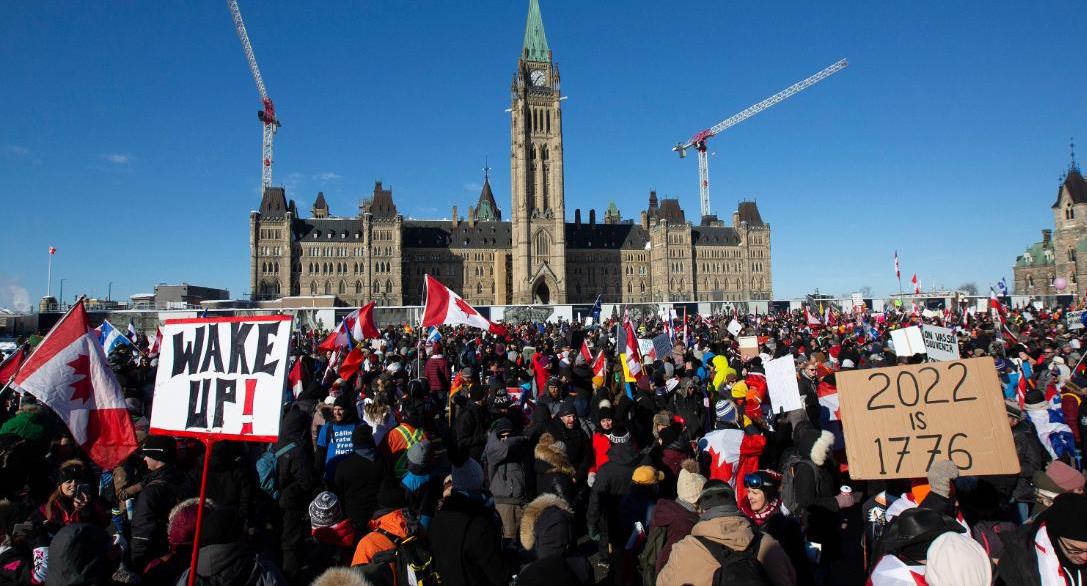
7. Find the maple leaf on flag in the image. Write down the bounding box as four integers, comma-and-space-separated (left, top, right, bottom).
66, 353, 93, 404
454, 297, 478, 317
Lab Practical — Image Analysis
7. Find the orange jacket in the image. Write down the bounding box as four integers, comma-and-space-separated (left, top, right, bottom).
351, 508, 410, 567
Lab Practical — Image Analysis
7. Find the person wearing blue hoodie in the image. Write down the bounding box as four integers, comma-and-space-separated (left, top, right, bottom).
332, 424, 381, 533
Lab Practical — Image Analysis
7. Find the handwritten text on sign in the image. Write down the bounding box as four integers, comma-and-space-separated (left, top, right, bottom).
150, 316, 292, 442
835, 357, 1018, 479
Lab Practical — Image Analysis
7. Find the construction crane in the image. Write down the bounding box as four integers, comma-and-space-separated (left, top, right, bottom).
674, 58, 847, 220
227, 0, 280, 193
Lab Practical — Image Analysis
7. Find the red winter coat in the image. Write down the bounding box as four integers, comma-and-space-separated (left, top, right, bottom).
424, 354, 451, 393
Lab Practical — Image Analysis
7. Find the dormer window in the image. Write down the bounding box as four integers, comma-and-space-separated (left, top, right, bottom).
1044, 249, 1054, 262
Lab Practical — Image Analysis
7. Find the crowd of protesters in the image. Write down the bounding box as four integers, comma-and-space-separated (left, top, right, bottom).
0, 300, 1085, 585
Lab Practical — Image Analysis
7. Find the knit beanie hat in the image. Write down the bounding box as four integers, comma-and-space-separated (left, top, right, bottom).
452, 458, 485, 492
1044, 460, 1085, 492
714, 399, 738, 424
308, 491, 343, 528
1044, 493, 1087, 541
676, 460, 707, 505
168, 498, 214, 549
924, 531, 992, 586
406, 439, 432, 474
352, 424, 374, 448
698, 480, 736, 509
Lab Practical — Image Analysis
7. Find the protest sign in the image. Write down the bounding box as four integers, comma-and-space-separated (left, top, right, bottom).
851, 293, 864, 309
727, 319, 742, 336
150, 315, 292, 442
920, 324, 960, 362
1066, 310, 1085, 331
890, 326, 924, 357
764, 355, 804, 414
738, 336, 759, 360
835, 357, 1019, 479
638, 338, 655, 358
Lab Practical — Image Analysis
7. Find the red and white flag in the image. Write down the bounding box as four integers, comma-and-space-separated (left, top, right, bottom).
147, 327, 162, 357
0, 348, 26, 385
894, 250, 900, 279
591, 350, 607, 381
621, 319, 643, 376
49, 246, 56, 256
288, 357, 304, 398
804, 307, 821, 327
13, 300, 136, 469
421, 275, 504, 335
989, 289, 1008, 326
866, 555, 925, 586
911, 274, 920, 295
319, 301, 380, 351
580, 339, 593, 364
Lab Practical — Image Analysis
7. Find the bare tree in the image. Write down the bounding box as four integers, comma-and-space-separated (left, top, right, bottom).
958, 282, 978, 295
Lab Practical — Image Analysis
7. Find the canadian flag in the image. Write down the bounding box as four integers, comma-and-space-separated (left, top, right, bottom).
699, 428, 766, 503
591, 350, 607, 381
580, 339, 593, 364
912, 274, 920, 295
804, 307, 821, 327
621, 319, 643, 376
288, 357, 305, 398
14, 300, 136, 469
0, 348, 26, 385
421, 275, 504, 335
319, 301, 380, 351
989, 289, 1008, 326
147, 327, 162, 357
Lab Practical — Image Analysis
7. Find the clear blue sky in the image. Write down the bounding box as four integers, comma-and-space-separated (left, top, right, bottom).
3, 1, 1085, 310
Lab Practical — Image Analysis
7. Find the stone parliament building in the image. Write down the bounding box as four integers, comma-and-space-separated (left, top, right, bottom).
249, 0, 772, 307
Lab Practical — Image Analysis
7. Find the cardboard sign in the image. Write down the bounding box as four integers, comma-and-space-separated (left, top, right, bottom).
852, 293, 864, 309
727, 319, 742, 336
1066, 310, 1085, 331
890, 326, 925, 357
765, 355, 804, 414
151, 315, 292, 442
738, 336, 759, 360
835, 357, 1019, 479
920, 324, 960, 362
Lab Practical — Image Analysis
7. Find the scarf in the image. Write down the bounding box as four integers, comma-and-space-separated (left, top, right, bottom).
740, 496, 782, 527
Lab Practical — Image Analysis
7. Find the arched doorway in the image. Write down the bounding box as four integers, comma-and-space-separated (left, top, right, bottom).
533, 281, 551, 305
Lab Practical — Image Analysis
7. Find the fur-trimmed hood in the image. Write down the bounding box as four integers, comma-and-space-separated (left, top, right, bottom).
311, 567, 373, 586
802, 429, 835, 467
534, 441, 575, 477
519, 493, 573, 552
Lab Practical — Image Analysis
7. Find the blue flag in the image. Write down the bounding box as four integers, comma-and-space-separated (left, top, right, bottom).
590, 294, 603, 323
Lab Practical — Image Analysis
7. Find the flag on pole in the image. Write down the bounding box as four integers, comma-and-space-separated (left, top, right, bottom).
14, 300, 136, 469
997, 277, 1009, 296
0, 348, 26, 385
912, 274, 920, 295
147, 327, 162, 356
591, 350, 607, 385
338, 346, 365, 380
1015, 364, 1028, 411
49, 246, 56, 256
96, 320, 133, 355
894, 250, 900, 279
421, 275, 504, 334
590, 294, 603, 324
319, 302, 380, 351
580, 339, 593, 364
616, 318, 643, 377
288, 357, 305, 398
126, 320, 138, 344
989, 288, 1008, 326
425, 326, 442, 344
804, 307, 821, 327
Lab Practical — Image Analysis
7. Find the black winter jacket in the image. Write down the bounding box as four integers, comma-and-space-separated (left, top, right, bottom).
131, 465, 195, 568
332, 449, 380, 531
428, 492, 510, 586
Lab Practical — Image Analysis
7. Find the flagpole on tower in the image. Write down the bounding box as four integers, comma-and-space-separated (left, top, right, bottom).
46, 246, 56, 298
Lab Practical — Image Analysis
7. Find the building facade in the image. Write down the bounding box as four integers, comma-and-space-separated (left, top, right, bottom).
1014, 160, 1087, 297
249, 0, 772, 307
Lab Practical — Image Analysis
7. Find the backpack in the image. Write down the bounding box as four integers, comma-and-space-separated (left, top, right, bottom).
779, 452, 817, 516
637, 524, 669, 586
257, 442, 296, 501
356, 529, 439, 586
695, 533, 771, 586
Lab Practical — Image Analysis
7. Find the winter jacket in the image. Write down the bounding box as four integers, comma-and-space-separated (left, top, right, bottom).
350, 508, 410, 566
534, 439, 576, 503
379, 423, 427, 481
45, 524, 113, 586
175, 542, 288, 586
131, 465, 195, 569
454, 402, 489, 462
547, 419, 592, 481
312, 519, 357, 550
483, 432, 529, 502
648, 498, 699, 574
995, 521, 1049, 586
791, 440, 840, 558
587, 441, 640, 548
0, 545, 31, 586
519, 493, 575, 559
332, 448, 381, 532
588, 431, 610, 476
428, 491, 510, 586
657, 514, 796, 586
277, 411, 316, 512
424, 354, 451, 393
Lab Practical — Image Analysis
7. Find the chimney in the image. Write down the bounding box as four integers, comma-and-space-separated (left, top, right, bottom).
589, 209, 596, 225
574, 209, 581, 225
640, 210, 649, 230
452, 205, 459, 227
1043, 229, 1052, 245
468, 206, 476, 228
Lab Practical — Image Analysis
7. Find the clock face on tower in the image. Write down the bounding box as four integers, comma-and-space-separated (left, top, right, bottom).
530, 69, 547, 87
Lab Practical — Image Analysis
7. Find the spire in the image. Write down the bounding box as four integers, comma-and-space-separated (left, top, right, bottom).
522, 0, 550, 62
1072, 137, 1079, 172
476, 163, 501, 221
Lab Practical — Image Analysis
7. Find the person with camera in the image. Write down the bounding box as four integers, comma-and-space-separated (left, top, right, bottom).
38, 460, 109, 535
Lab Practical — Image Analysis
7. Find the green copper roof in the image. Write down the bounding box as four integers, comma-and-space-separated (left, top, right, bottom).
522, 0, 550, 62
606, 201, 619, 215
1016, 241, 1055, 267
